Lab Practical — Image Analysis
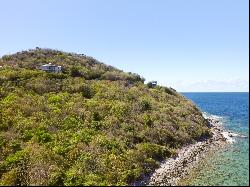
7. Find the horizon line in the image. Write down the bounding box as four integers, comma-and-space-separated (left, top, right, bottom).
180, 91, 249, 93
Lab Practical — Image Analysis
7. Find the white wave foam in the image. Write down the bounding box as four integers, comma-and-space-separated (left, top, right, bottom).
221, 132, 235, 143
202, 112, 245, 144
202, 112, 248, 142
202, 112, 224, 120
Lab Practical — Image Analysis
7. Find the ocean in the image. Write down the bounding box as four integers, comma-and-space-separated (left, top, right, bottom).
181, 92, 249, 186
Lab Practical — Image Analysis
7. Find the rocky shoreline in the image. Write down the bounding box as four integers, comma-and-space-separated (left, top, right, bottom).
133, 115, 238, 186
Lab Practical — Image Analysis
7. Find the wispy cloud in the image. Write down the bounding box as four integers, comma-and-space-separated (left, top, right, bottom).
166, 79, 249, 92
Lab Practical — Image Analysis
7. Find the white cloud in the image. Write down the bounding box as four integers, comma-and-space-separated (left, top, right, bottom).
164, 79, 249, 92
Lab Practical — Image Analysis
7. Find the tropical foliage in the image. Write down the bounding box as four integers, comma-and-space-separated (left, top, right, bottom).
0, 48, 211, 185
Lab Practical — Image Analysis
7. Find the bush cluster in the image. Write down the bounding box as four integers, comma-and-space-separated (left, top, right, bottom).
0, 49, 211, 185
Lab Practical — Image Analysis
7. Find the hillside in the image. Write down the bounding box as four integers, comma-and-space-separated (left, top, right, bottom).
0, 48, 211, 186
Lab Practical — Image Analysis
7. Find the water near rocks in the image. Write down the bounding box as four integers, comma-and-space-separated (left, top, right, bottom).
182, 92, 249, 186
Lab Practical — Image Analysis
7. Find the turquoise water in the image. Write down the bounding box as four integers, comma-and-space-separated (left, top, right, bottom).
182, 92, 249, 186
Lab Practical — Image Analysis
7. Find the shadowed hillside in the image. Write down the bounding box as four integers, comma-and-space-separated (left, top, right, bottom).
0, 48, 211, 185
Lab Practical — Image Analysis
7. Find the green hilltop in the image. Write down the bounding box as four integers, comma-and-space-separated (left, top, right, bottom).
0, 48, 211, 185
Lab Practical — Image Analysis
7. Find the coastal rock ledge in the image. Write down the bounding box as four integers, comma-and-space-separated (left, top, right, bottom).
134, 115, 233, 186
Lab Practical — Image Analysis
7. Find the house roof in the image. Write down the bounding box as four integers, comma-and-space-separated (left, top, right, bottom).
42, 63, 61, 67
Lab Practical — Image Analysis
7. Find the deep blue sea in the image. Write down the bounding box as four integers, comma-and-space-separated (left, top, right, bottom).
181, 92, 249, 186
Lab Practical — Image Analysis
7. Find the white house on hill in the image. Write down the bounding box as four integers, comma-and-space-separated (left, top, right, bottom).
40, 63, 62, 73
151, 81, 157, 87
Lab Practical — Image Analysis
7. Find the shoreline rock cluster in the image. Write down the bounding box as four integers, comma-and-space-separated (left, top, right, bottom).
134, 115, 235, 186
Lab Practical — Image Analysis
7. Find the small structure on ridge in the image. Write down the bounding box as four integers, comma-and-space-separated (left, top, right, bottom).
40, 63, 62, 73
151, 81, 157, 87
147, 81, 157, 88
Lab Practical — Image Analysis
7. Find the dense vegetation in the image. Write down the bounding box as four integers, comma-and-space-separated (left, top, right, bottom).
0, 48, 211, 186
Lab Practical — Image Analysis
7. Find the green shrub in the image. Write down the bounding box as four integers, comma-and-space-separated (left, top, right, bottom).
35, 130, 53, 143
136, 143, 171, 160
143, 114, 153, 126
0, 169, 19, 186
140, 99, 151, 111
81, 85, 94, 99
70, 67, 83, 77
4, 150, 28, 168
0, 48, 210, 186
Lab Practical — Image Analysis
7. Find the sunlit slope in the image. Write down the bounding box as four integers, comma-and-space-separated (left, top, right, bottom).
0, 48, 211, 185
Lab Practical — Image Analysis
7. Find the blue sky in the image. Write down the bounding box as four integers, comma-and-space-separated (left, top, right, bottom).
0, 0, 249, 92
